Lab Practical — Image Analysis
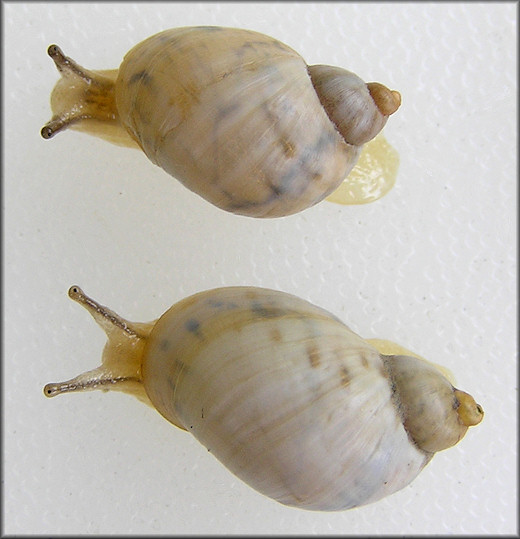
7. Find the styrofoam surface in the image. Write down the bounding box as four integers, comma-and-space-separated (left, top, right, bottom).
4, 2, 517, 535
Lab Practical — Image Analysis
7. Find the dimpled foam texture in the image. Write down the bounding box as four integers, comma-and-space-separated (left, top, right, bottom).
4, 2, 516, 534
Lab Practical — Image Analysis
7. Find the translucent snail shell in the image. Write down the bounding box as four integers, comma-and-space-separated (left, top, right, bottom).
41, 26, 401, 217
44, 285, 483, 511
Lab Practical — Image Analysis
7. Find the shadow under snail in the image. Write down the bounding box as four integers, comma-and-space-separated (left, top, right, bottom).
44, 285, 483, 511
41, 26, 401, 217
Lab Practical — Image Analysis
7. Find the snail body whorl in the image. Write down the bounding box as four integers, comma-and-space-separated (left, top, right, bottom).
42, 26, 401, 217
143, 287, 429, 510
44, 286, 483, 511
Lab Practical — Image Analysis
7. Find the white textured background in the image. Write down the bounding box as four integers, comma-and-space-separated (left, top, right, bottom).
3, 2, 517, 535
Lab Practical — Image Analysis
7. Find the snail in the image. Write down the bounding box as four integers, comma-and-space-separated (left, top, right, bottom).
41, 26, 401, 217
44, 285, 483, 511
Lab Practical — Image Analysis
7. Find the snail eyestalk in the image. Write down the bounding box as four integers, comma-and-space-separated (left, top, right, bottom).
44, 382, 70, 397
41, 45, 136, 146
41, 117, 79, 139
43, 375, 140, 398
43, 285, 155, 406
46, 44, 94, 83
67, 285, 143, 338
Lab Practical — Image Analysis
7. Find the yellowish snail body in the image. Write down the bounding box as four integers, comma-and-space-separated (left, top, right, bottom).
44, 285, 483, 511
41, 26, 401, 217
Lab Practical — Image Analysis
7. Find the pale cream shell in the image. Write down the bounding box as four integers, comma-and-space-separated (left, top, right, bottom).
115, 27, 360, 217
142, 287, 430, 511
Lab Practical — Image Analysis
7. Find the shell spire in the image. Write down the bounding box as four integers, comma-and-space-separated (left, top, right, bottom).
308, 64, 401, 146
383, 355, 483, 453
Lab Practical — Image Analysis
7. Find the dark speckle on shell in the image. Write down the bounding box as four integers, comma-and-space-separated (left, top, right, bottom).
185, 318, 203, 339
251, 301, 288, 319
271, 328, 283, 342
115, 26, 358, 218
339, 366, 351, 387
307, 344, 321, 368
205, 298, 239, 310
128, 70, 152, 86
159, 338, 172, 352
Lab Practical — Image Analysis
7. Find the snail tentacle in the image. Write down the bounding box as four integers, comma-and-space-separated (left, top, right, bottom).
47, 44, 93, 83
67, 285, 149, 339
42, 48, 122, 140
